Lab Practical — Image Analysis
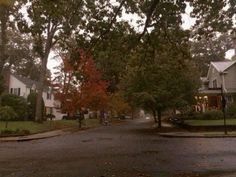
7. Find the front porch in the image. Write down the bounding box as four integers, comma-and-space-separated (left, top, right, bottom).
196, 89, 236, 112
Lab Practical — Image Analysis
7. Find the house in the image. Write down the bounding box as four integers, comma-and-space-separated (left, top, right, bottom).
4, 72, 65, 120
197, 60, 236, 112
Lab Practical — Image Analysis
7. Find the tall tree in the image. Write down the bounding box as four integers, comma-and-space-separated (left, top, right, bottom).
191, 0, 236, 55
122, 28, 199, 127
54, 50, 108, 115
0, 0, 23, 73
191, 33, 233, 76
17, 0, 130, 121
17, 0, 88, 121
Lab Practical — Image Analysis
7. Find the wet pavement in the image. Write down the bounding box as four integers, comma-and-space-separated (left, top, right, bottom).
1, 118, 236, 177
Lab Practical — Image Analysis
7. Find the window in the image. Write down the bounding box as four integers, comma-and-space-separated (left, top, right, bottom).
11, 88, 21, 96
213, 79, 217, 88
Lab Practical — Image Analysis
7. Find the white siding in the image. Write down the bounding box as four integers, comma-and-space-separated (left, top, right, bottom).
8, 74, 65, 119
225, 64, 236, 89
9, 75, 28, 98
207, 66, 222, 88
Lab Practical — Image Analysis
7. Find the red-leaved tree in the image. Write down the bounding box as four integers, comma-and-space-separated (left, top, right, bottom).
53, 50, 108, 116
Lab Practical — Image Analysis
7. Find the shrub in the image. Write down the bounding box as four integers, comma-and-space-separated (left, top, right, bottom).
202, 110, 223, 120
226, 103, 236, 118
46, 114, 55, 120
0, 129, 30, 136
0, 106, 17, 128
1, 94, 28, 120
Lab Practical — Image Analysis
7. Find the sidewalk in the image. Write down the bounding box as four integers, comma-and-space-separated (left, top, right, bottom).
0, 129, 71, 142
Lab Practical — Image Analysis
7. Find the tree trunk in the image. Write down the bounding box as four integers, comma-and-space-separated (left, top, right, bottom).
152, 109, 158, 123
35, 25, 55, 122
157, 109, 162, 128
0, 5, 8, 73
35, 54, 49, 122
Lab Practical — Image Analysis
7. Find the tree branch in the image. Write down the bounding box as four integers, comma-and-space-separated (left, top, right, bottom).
88, 0, 127, 52
138, 0, 159, 42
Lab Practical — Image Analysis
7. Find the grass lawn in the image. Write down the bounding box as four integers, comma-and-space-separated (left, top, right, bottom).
184, 119, 236, 126
0, 119, 99, 135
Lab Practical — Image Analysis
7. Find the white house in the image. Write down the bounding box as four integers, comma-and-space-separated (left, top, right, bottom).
197, 60, 236, 111
5, 73, 65, 120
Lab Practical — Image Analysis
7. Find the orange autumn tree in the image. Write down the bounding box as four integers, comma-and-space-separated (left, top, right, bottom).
53, 49, 108, 116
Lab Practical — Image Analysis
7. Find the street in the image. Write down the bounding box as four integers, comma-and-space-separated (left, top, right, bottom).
1, 118, 236, 177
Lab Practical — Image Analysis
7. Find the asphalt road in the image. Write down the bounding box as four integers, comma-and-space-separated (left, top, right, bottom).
1, 118, 236, 177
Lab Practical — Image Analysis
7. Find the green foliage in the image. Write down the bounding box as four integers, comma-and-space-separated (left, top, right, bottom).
0, 106, 17, 121
1, 94, 28, 120
190, 34, 232, 76
121, 28, 200, 118
201, 110, 224, 120
27, 92, 45, 121
226, 103, 236, 117
0, 128, 30, 136
46, 114, 55, 120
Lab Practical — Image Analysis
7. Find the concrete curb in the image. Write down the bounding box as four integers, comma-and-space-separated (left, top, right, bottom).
159, 132, 236, 138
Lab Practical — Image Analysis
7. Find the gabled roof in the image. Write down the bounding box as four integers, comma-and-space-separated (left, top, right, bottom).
11, 74, 50, 92
211, 60, 236, 72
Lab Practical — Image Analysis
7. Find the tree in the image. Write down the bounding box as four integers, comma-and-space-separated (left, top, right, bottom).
108, 92, 131, 118
54, 50, 108, 116
1, 93, 28, 120
190, 0, 236, 55
0, 0, 24, 73
191, 33, 233, 76
121, 28, 199, 127
0, 106, 17, 128
17, 0, 132, 122
17, 0, 89, 121
92, 22, 137, 93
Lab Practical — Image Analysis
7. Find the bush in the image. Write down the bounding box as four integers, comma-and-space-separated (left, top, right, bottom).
62, 115, 77, 120
0, 129, 30, 136
0, 106, 17, 121
202, 110, 223, 120
1, 94, 28, 120
174, 110, 223, 120
226, 103, 236, 118
46, 114, 55, 120
0, 106, 17, 128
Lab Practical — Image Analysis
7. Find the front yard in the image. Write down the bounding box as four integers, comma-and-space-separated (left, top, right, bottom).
0, 119, 99, 136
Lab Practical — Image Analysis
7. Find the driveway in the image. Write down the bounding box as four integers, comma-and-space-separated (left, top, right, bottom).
1, 118, 236, 177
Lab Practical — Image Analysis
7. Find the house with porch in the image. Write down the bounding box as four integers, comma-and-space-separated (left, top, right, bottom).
197, 60, 236, 112
4, 72, 64, 119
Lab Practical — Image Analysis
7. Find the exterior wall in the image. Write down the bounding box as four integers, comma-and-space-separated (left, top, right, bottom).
207, 66, 222, 88
8, 74, 65, 119
9, 75, 28, 98
43, 91, 54, 108
224, 64, 236, 90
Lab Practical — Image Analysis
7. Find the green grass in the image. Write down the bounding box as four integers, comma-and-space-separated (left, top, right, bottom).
0, 119, 99, 135
184, 119, 236, 126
